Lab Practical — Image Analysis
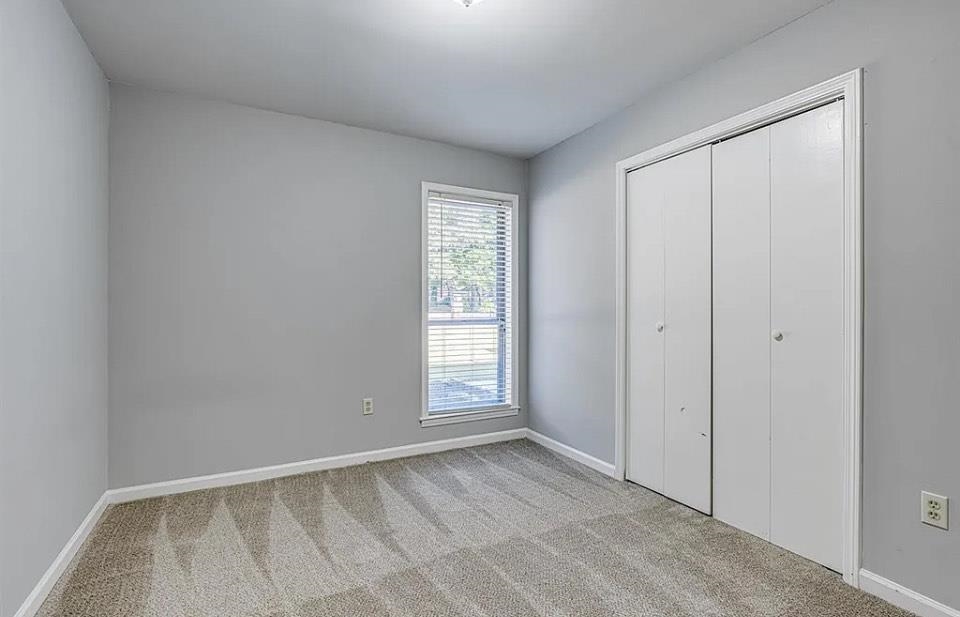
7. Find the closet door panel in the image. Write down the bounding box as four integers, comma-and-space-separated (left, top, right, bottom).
769, 101, 844, 572
626, 166, 665, 492
662, 146, 712, 514
712, 128, 772, 538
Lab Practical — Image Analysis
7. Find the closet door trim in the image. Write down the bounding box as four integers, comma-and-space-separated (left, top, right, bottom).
613, 69, 863, 587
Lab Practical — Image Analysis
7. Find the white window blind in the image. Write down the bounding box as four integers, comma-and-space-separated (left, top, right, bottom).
424, 189, 515, 416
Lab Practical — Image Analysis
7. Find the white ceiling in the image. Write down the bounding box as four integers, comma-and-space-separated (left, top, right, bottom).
63, 0, 828, 158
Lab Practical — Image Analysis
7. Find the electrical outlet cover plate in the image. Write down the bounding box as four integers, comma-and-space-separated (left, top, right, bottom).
921, 491, 949, 530
362, 398, 374, 416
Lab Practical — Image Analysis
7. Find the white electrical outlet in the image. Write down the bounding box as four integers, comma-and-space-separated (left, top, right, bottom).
921, 491, 949, 530
362, 398, 374, 416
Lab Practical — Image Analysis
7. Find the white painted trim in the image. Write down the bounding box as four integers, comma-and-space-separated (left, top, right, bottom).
13, 493, 110, 617
859, 570, 960, 617
13, 429, 525, 614
421, 181, 520, 205
840, 69, 864, 589
525, 429, 617, 478
106, 429, 527, 503
420, 406, 519, 427
420, 181, 520, 423
614, 69, 864, 585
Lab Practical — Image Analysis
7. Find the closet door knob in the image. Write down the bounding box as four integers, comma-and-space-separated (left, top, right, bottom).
772, 329, 784, 342
656, 322, 664, 333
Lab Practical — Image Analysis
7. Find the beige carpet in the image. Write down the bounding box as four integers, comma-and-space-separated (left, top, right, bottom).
39, 439, 909, 617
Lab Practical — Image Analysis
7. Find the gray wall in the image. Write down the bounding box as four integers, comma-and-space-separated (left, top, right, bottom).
529, 0, 959, 608
108, 84, 527, 488
0, 1, 109, 615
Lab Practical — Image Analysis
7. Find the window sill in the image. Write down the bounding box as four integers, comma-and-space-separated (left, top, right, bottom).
420, 406, 520, 428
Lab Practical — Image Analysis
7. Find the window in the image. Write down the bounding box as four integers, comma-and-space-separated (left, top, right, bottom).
421, 183, 518, 426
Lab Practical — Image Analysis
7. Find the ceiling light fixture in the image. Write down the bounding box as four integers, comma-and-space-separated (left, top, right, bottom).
456, 0, 485, 7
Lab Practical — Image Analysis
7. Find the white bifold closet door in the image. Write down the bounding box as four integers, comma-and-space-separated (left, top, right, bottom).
713, 101, 844, 571
627, 146, 712, 514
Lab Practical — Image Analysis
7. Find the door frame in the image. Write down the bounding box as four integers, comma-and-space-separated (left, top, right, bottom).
613, 69, 863, 586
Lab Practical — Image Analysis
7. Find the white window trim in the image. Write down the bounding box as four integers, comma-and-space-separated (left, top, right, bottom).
420, 182, 520, 427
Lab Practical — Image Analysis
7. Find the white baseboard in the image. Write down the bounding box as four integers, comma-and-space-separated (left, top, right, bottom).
13, 428, 527, 616
14, 493, 109, 617
106, 428, 528, 504
860, 569, 960, 617
17, 433, 955, 617
524, 429, 617, 477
